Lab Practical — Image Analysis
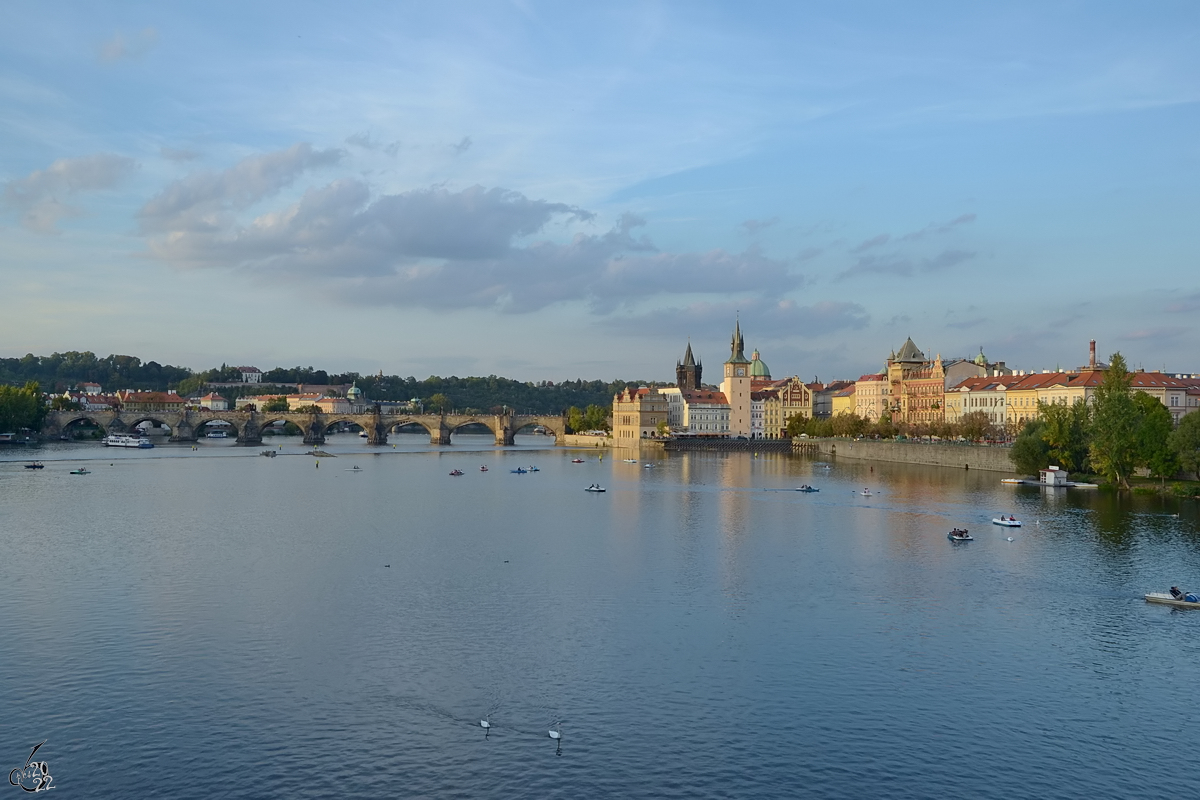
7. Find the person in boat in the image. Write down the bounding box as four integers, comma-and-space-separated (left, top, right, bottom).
1170, 586, 1184, 600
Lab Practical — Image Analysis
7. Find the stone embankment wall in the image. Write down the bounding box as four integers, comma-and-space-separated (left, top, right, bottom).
665, 438, 793, 453
807, 439, 1018, 473
561, 434, 613, 448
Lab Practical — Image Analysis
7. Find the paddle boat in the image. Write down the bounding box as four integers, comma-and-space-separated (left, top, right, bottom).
622, 458, 638, 463
947, 528, 973, 542
992, 515, 1022, 527
584, 484, 606, 493
511, 467, 528, 474
795, 485, 819, 493
528, 466, 540, 472
479, 465, 488, 472
69, 467, 90, 475
571, 458, 585, 463
449, 469, 464, 476
1145, 587, 1200, 608
860, 488, 872, 496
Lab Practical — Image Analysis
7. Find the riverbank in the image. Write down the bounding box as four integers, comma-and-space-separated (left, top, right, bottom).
807, 438, 1018, 473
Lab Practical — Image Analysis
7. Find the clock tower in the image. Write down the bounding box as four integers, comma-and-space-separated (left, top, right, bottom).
721, 319, 752, 436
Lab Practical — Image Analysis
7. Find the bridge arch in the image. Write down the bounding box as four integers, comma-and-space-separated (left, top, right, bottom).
446, 418, 502, 440
194, 416, 240, 437
385, 418, 436, 437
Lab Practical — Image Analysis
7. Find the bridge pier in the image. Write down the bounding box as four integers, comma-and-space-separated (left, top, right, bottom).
169, 420, 198, 443
366, 414, 388, 446
431, 419, 451, 445
303, 418, 325, 446
238, 420, 263, 445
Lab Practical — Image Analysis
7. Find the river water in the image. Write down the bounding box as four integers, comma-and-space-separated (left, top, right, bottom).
2, 436, 1199, 798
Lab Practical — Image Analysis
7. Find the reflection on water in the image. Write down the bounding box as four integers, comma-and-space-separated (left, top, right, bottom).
1, 440, 1199, 798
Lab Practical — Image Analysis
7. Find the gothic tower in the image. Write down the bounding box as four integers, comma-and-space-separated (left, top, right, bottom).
676, 342, 703, 391
721, 319, 752, 436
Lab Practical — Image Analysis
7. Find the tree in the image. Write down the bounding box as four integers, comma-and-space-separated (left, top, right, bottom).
582, 404, 610, 431
0, 382, 47, 432
1010, 419, 1051, 475
293, 404, 322, 414
1169, 411, 1200, 479
50, 395, 82, 411
428, 393, 450, 413
262, 396, 290, 413
1134, 392, 1179, 481
1089, 353, 1139, 489
784, 413, 807, 438
566, 406, 586, 433
1038, 399, 1091, 472
831, 412, 868, 437
958, 411, 995, 443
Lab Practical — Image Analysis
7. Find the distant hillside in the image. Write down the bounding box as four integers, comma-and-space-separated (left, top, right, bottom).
0, 351, 646, 415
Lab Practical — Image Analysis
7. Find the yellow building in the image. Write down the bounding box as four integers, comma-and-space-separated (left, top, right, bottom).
612, 386, 668, 442
831, 384, 856, 417
854, 372, 888, 421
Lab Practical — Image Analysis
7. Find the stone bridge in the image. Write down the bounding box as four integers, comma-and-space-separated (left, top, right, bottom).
43, 409, 568, 446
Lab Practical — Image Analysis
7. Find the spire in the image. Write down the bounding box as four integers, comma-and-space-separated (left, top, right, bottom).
683, 341, 696, 367
726, 318, 750, 364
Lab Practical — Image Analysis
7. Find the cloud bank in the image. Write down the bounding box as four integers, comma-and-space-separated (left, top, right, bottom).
3, 153, 137, 232
142, 144, 807, 314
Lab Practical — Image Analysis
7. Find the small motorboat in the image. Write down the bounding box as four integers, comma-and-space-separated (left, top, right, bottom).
449, 469, 464, 476
622, 458, 638, 463
584, 484, 606, 493
480, 465, 488, 472
528, 466, 540, 472
1146, 589, 1200, 608
69, 468, 90, 475
860, 489, 872, 496
992, 516, 1022, 527
571, 458, 584, 463
643, 463, 655, 469
24, 462, 44, 469
948, 528, 973, 542
511, 468, 527, 474
347, 466, 363, 472
795, 485, 819, 493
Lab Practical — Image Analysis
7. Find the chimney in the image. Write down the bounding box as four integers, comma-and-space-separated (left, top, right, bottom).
1089, 339, 1096, 369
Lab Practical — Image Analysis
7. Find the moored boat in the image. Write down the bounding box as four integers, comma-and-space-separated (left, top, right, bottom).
948, 528, 973, 542
103, 434, 153, 448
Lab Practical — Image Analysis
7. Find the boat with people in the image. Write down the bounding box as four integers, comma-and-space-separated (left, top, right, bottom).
860, 489, 872, 496
480, 465, 488, 472
795, 485, 819, 492
511, 467, 527, 474
622, 458, 638, 463
260, 450, 277, 457
449, 469, 464, 476
584, 484, 606, 493
571, 458, 584, 463
24, 462, 44, 469
528, 466, 540, 472
69, 467, 90, 475
992, 516, 1022, 527
1145, 586, 1200, 608
103, 434, 153, 448
947, 528, 973, 542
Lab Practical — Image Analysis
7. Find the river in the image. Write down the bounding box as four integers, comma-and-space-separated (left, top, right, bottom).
2, 436, 1198, 798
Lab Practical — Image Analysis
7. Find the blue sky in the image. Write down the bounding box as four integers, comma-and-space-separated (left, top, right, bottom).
2, 2, 1197, 383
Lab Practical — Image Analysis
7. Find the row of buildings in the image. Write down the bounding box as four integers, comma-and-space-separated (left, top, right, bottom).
613, 324, 1200, 441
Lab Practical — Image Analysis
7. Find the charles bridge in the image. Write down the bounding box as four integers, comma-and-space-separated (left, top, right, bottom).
42, 408, 567, 446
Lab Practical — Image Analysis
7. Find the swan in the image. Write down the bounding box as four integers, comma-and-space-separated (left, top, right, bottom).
480, 720, 490, 730
548, 729, 561, 740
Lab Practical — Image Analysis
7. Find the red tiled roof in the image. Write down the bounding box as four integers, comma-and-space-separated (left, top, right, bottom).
682, 390, 729, 405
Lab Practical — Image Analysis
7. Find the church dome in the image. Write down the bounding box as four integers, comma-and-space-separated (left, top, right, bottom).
750, 350, 771, 378
974, 349, 988, 367
347, 383, 363, 400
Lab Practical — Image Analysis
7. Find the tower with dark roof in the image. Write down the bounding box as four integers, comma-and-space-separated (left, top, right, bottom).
676, 342, 703, 391
722, 318, 753, 436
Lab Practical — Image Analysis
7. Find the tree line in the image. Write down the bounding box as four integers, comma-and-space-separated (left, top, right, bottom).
2, 351, 640, 417
785, 409, 1000, 442
0, 382, 47, 433
1009, 353, 1199, 487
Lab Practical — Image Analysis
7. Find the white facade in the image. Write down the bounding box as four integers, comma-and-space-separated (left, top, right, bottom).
238, 367, 263, 383
750, 395, 765, 439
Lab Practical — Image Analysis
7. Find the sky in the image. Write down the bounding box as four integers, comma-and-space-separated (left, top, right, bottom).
1, 2, 1198, 384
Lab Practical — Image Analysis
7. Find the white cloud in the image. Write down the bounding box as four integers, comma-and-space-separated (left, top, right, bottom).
2, 153, 137, 233
139, 143, 343, 234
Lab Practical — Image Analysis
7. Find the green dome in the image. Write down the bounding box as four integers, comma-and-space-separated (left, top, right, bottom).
750, 350, 771, 378
347, 383, 363, 400
973, 349, 987, 366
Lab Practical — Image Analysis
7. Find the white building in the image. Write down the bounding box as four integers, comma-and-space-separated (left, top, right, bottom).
237, 366, 263, 383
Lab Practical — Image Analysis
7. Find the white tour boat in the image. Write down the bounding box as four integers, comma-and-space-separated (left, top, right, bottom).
103, 434, 153, 448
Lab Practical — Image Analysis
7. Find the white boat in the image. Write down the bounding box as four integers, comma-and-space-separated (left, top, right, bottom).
103, 434, 153, 448
860, 489, 872, 496
358, 431, 368, 438
585, 485, 606, 493
622, 458, 638, 463
1145, 592, 1200, 609
992, 517, 1022, 527
205, 430, 228, 439
948, 528, 973, 542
